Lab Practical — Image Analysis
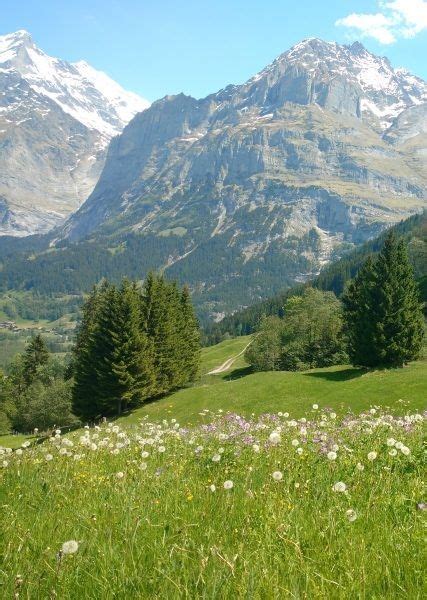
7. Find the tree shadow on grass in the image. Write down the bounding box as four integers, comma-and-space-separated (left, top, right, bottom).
304, 367, 367, 382
223, 366, 254, 381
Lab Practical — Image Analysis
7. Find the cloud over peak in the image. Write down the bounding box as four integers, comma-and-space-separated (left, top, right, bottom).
336, 0, 427, 45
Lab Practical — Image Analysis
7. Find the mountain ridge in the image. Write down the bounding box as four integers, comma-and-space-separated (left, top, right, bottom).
0, 30, 149, 236
1, 38, 426, 320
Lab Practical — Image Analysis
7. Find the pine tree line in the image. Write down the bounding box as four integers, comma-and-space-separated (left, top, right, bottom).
71, 275, 200, 420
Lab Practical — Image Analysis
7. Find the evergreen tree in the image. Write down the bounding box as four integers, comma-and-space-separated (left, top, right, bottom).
22, 334, 49, 385
178, 285, 201, 383
343, 233, 424, 368
71, 285, 106, 420
142, 275, 180, 395
109, 281, 155, 414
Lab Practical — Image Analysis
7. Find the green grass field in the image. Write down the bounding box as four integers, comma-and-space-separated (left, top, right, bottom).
2, 405, 425, 598
118, 358, 427, 428
200, 335, 251, 374
2, 340, 426, 597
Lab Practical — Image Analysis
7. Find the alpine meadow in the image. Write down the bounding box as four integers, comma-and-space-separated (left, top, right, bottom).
1, 4, 427, 599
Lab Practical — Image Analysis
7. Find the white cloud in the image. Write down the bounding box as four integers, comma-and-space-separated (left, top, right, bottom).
336, 0, 427, 44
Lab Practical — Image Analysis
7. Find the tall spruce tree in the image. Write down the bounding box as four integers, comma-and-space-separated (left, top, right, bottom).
22, 333, 49, 385
178, 285, 201, 383
343, 233, 424, 367
72, 275, 201, 418
71, 284, 106, 420
109, 280, 155, 414
142, 275, 180, 395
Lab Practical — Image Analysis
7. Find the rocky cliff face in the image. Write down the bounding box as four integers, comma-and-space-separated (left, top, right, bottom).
0, 30, 149, 236
4, 38, 427, 318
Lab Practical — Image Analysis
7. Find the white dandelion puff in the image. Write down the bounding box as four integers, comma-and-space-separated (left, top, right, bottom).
223, 480, 234, 490
332, 482, 347, 493
61, 540, 79, 555
346, 509, 357, 522
269, 432, 281, 445
272, 471, 283, 481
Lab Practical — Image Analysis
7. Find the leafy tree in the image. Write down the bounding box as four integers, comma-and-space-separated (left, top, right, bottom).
343, 233, 424, 368
0, 369, 15, 434
280, 288, 347, 370
245, 289, 347, 372
245, 316, 283, 371
13, 379, 78, 432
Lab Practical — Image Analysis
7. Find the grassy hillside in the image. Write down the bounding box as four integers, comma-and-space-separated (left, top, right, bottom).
200, 335, 251, 374
118, 359, 427, 428
2, 386, 425, 598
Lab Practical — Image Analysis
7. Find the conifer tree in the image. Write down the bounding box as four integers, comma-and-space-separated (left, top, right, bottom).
22, 333, 49, 385
109, 280, 155, 414
143, 276, 181, 395
71, 284, 106, 420
343, 233, 424, 367
178, 285, 201, 383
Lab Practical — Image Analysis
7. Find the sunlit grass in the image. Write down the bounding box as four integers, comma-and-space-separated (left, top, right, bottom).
1, 406, 425, 598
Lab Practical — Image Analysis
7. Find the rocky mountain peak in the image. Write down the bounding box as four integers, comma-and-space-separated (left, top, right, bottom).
0, 30, 150, 236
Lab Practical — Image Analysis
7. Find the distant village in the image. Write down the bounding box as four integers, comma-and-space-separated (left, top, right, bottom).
0, 321, 23, 332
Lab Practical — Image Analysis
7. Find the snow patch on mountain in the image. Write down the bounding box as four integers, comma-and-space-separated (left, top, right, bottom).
248, 38, 427, 129
0, 30, 149, 140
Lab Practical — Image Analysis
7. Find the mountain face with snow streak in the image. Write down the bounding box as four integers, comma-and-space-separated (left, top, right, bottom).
51, 38, 426, 318
2, 38, 427, 320
0, 30, 149, 236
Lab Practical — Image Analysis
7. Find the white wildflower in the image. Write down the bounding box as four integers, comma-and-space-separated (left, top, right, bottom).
332, 482, 347, 493
61, 540, 79, 555
346, 509, 357, 522
269, 432, 281, 445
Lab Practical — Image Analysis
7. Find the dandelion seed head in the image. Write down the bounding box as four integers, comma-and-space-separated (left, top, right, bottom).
332, 481, 347, 493
61, 540, 79, 555
346, 509, 357, 522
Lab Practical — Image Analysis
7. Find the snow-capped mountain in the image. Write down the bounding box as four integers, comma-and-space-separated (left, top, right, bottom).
52, 38, 426, 318
248, 38, 427, 130
0, 30, 149, 236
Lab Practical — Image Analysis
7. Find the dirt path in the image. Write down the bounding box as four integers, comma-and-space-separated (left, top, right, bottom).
207, 339, 253, 375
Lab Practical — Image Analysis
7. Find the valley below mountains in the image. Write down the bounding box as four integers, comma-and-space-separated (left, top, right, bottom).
1, 37, 426, 320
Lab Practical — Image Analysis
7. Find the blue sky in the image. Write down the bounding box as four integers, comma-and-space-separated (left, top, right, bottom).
3, 1, 427, 101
